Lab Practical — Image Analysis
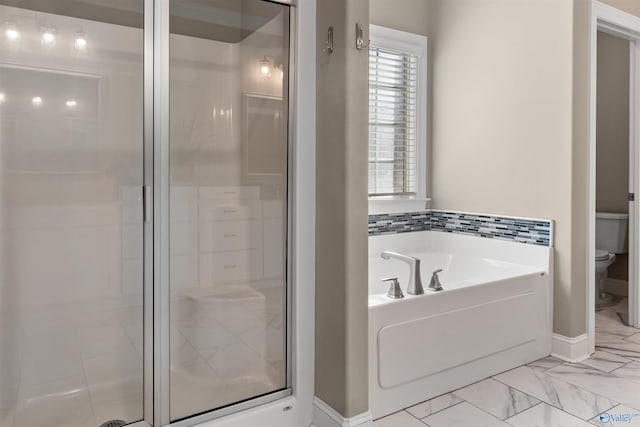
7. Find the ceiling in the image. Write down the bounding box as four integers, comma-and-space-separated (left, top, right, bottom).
0, 0, 285, 43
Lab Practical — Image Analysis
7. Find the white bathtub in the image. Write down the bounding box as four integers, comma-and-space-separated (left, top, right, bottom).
369, 231, 553, 419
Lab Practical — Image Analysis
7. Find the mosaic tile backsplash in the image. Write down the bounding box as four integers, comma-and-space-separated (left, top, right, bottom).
368, 211, 431, 235
369, 210, 552, 247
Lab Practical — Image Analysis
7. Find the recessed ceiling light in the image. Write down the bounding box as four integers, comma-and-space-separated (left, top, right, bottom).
74, 33, 87, 51
5, 28, 19, 42
66, 99, 77, 108
32, 96, 42, 106
0, 93, 5, 104
40, 28, 56, 46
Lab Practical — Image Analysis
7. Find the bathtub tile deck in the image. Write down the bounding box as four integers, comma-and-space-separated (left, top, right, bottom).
374, 298, 640, 427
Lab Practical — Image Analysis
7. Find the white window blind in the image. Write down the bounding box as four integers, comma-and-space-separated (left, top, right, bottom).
368, 45, 418, 197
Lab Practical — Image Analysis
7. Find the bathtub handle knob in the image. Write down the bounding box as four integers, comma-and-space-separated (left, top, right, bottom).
381, 277, 404, 299
428, 269, 444, 291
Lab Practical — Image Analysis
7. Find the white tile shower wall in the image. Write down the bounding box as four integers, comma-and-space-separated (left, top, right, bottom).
368, 210, 552, 247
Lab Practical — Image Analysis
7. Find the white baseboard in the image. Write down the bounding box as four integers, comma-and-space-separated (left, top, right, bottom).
551, 333, 591, 363
312, 397, 372, 427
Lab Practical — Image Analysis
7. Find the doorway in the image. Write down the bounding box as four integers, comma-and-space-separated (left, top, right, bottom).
594, 30, 631, 318
589, 1, 640, 353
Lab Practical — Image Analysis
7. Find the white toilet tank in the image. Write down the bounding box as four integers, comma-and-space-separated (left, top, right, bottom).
596, 212, 629, 254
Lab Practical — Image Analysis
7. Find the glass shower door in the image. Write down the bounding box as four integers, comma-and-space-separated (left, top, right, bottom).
168, 0, 291, 421
0, 2, 146, 426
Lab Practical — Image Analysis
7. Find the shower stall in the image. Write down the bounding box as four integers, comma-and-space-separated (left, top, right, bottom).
0, 0, 293, 426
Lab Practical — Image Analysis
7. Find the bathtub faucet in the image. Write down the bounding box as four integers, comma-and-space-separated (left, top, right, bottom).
428, 269, 444, 291
380, 251, 424, 295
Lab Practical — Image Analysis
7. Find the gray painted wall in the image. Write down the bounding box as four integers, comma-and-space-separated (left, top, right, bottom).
316, 0, 370, 418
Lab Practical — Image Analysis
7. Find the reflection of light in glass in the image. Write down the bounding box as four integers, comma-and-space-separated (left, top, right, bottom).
259, 56, 271, 77
41, 28, 55, 46
0, 93, 5, 104
74, 33, 87, 51
5, 28, 19, 42
32, 96, 42, 106
66, 100, 77, 108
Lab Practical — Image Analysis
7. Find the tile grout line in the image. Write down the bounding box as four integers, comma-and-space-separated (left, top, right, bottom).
537, 366, 624, 420
418, 400, 466, 421
453, 397, 516, 424
76, 327, 99, 427
400, 408, 430, 426
503, 401, 543, 424
490, 368, 622, 422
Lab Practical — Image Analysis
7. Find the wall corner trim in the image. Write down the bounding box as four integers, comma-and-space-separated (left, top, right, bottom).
312, 397, 373, 427
551, 333, 591, 363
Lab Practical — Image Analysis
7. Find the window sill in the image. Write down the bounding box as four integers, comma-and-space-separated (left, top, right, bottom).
368, 197, 431, 215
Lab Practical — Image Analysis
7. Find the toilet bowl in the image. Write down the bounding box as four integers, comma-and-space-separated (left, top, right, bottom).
595, 249, 616, 305
595, 212, 628, 306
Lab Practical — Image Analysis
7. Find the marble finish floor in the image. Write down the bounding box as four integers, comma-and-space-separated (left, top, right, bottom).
0, 286, 286, 427
374, 298, 640, 427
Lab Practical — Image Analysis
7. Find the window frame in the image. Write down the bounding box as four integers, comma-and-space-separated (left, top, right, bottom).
368, 25, 428, 214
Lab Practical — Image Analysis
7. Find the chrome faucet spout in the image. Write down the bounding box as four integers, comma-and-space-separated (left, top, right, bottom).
380, 251, 424, 295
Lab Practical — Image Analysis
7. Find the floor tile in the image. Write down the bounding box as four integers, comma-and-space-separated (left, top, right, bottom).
373, 410, 425, 427
453, 378, 539, 419
611, 361, 640, 383
18, 376, 87, 405
83, 351, 143, 404
170, 361, 230, 420
14, 383, 95, 427
20, 341, 84, 386
177, 323, 235, 351
527, 356, 564, 371
421, 402, 510, 427
92, 393, 144, 426
171, 341, 205, 368
625, 333, 640, 345
595, 310, 638, 338
506, 403, 593, 427
590, 404, 640, 426
406, 393, 463, 419
0, 400, 15, 427
77, 324, 135, 359
595, 335, 640, 362
204, 339, 270, 382
580, 350, 632, 373
493, 366, 616, 419
546, 363, 640, 411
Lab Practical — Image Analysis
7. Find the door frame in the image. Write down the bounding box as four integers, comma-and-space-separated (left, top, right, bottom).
147, 0, 316, 426
588, 1, 640, 352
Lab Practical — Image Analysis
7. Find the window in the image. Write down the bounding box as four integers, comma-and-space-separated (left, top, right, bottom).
368, 26, 427, 200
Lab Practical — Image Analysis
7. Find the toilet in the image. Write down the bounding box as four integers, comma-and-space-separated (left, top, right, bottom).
595, 212, 628, 305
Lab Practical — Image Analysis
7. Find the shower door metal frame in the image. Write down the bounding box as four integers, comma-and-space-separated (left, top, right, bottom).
148, 0, 296, 426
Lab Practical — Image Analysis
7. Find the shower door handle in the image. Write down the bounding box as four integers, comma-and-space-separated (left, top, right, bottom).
143, 185, 151, 224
